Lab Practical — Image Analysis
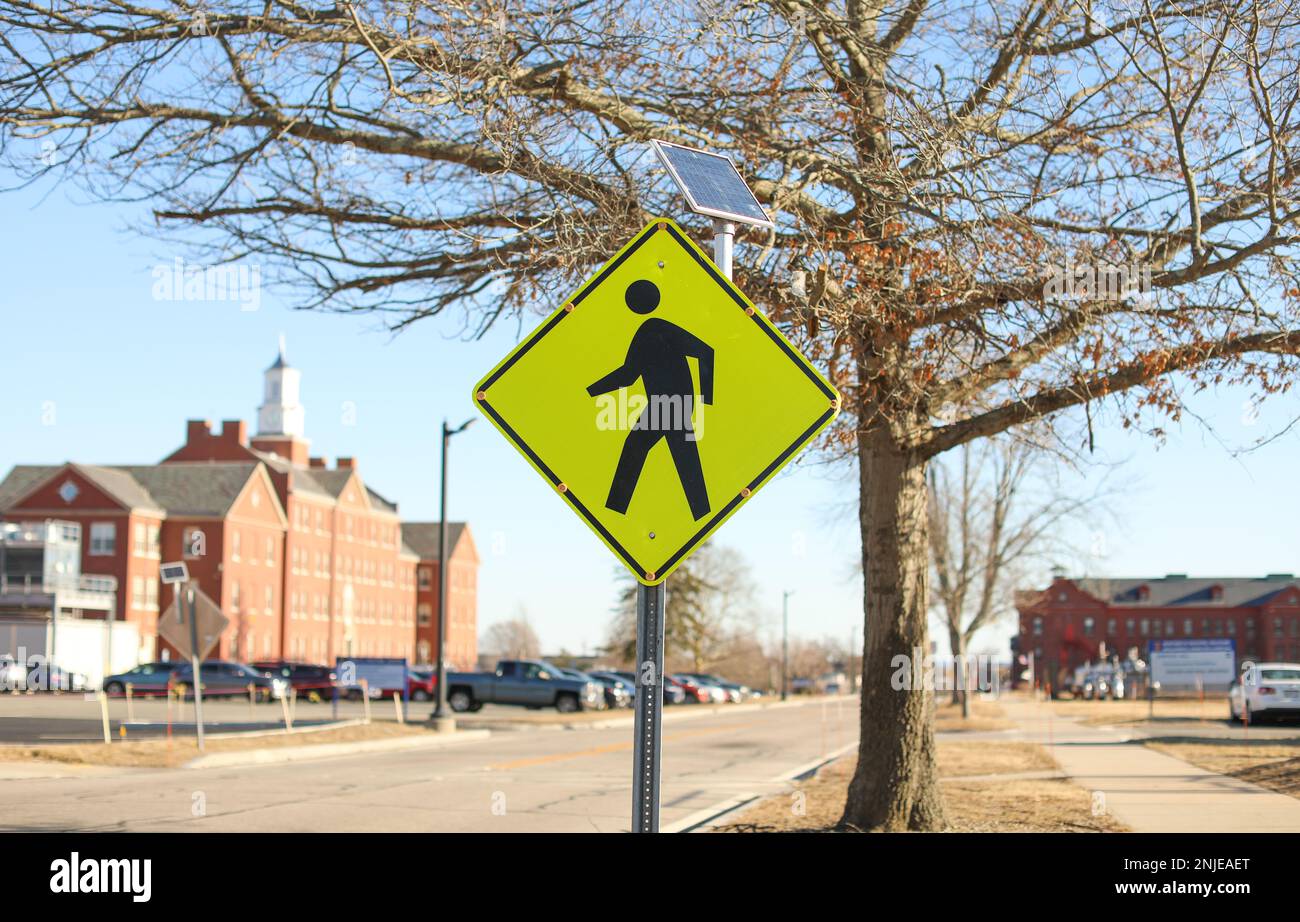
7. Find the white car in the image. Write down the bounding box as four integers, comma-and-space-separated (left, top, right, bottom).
1229, 663, 1300, 723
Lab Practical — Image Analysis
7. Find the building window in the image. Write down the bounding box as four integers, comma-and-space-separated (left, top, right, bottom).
232, 582, 241, 613
1126, 619, 1135, 635
1082, 617, 1095, 636
1032, 616, 1043, 636
418, 568, 432, 590
232, 531, 241, 561
1140, 619, 1150, 635
1277, 618, 1285, 638
89, 522, 115, 556
1184, 619, 1194, 636
264, 585, 273, 615
1107, 618, 1116, 636
418, 603, 432, 626
265, 536, 274, 566
134, 522, 160, 558
131, 577, 158, 611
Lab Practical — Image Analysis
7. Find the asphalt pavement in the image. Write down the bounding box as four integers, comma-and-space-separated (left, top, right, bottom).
0, 695, 858, 832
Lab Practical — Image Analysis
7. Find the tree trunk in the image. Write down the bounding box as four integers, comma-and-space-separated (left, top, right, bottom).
948, 626, 964, 707
839, 422, 947, 831
956, 632, 970, 719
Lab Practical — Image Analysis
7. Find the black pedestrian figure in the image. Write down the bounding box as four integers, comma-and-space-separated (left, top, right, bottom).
587, 279, 714, 520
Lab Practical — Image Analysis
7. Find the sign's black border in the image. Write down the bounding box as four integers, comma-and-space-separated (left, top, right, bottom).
477, 221, 837, 581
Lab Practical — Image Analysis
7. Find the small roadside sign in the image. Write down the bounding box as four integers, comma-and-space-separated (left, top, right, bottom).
473, 218, 838, 584
157, 585, 227, 660
1148, 638, 1236, 687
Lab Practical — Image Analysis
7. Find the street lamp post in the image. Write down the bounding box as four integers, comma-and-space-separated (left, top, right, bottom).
782, 589, 794, 701
432, 417, 474, 727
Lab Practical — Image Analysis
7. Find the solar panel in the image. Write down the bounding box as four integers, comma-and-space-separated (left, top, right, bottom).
651, 140, 773, 228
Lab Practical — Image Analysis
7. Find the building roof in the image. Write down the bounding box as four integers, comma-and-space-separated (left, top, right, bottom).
0, 466, 62, 510
0, 462, 260, 518
0, 463, 166, 515
401, 522, 468, 560
366, 487, 398, 515
309, 469, 357, 500
115, 463, 261, 517
267, 335, 290, 371
249, 450, 335, 501
1073, 574, 1299, 608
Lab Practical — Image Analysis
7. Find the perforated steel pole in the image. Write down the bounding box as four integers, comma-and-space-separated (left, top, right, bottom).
632, 581, 666, 833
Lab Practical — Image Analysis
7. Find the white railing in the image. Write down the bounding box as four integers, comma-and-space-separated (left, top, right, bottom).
0, 573, 118, 596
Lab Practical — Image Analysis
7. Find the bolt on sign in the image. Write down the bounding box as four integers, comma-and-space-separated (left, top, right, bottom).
474, 218, 839, 585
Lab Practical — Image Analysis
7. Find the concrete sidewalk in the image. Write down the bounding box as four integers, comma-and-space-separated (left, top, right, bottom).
1001, 697, 1300, 832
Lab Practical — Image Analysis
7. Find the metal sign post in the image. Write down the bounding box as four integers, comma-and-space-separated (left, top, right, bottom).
161, 561, 206, 751
182, 584, 205, 751
632, 582, 666, 832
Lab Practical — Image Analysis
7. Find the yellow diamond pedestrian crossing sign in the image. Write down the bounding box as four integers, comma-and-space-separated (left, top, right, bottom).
473, 218, 839, 584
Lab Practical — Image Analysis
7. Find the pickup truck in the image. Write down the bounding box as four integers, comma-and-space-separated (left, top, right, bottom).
445, 659, 603, 713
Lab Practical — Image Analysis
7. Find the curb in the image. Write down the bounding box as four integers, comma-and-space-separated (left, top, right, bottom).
664, 740, 859, 833
460, 694, 854, 733
183, 728, 492, 769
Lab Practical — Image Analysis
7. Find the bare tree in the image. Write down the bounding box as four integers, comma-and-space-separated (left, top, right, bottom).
928, 436, 1111, 716
482, 612, 541, 659
3, 0, 1299, 830
607, 543, 755, 669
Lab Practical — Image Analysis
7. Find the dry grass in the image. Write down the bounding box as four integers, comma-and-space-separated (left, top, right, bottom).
714, 738, 1128, 833
938, 741, 1057, 777
1038, 697, 1225, 726
0, 721, 433, 769
933, 698, 1012, 732
1147, 740, 1300, 799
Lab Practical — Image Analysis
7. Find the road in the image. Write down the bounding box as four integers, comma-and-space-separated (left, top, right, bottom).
0, 696, 857, 832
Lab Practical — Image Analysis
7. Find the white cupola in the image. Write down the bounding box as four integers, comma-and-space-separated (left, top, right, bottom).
257, 335, 306, 437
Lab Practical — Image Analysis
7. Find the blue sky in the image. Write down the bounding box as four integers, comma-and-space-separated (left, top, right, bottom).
2, 179, 1297, 658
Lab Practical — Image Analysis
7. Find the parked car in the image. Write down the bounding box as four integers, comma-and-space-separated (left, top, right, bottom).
556, 667, 610, 709
33, 664, 88, 692
667, 674, 710, 704
406, 666, 436, 702
1230, 663, 1300, 723
444, 659, 603, 713
681, 673, 752, 703
691, 676, 729, 703
589, 671, 635, 708
171, 661, 282, 700
1077, 668, 1125, 701
102, 661, 182, 696
251, 661, 336, 702
607, 669, 686, 705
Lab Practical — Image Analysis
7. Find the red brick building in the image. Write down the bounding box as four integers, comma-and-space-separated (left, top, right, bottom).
1016, 574, 1300, 688
0, 344, 477, 667
401, 523, 479, 670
